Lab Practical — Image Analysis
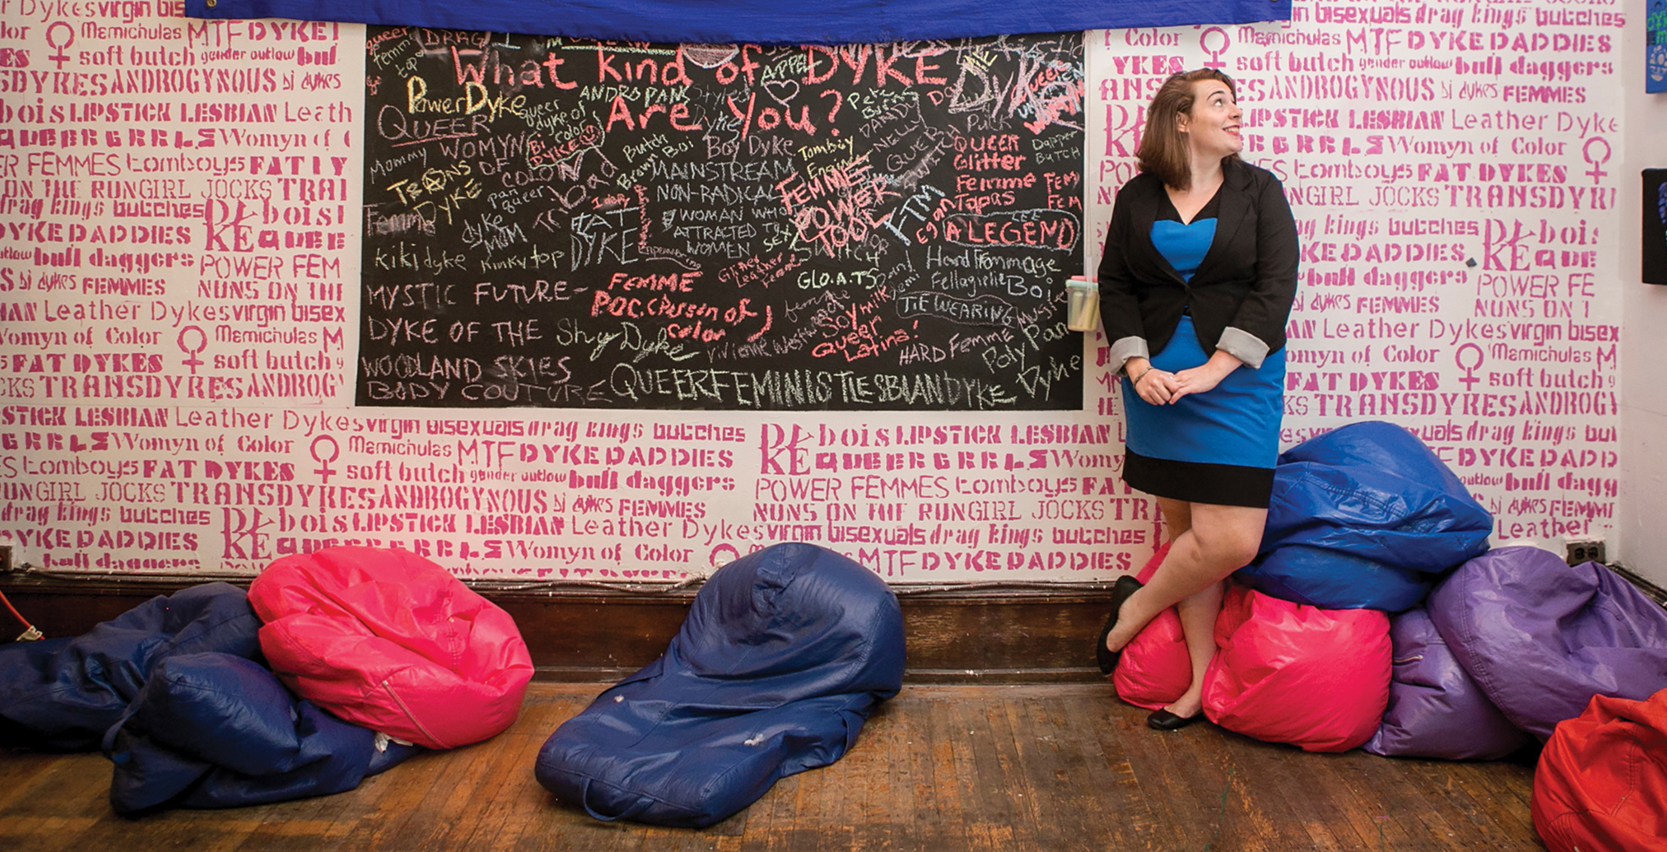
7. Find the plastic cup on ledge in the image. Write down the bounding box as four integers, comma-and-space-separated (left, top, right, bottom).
1065, 276, 1099, 332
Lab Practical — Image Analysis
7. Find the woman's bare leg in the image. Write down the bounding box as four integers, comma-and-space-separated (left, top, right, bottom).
1157, 496, 1192, 544
1162, 579, 1226, 718
1148, 498, 1222, 717
1104, 501, 1266, 656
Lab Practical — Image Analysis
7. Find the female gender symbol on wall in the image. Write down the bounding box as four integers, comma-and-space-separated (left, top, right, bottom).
44, 22, 73, 70
1199, 27, 1230, 69
708, 544, 741, 568
1455, 343, 1484, 391
1583, 138, 1611, 184
309, 436, 340, 483
177, 327, 207, 374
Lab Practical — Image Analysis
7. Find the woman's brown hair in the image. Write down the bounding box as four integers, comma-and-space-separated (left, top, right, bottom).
1136, 69, 1240, 191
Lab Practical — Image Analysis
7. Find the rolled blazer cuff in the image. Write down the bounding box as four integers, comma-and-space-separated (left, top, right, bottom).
1109, 336, 1150, 374
1216, 326, 1270, 369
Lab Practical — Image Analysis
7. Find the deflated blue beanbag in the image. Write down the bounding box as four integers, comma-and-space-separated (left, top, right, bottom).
105, 653, 420, 816
535, 542, 905, 827
0, 582, 262, 750
1241, 421, 1493, 612
1363, 607, 1529, 760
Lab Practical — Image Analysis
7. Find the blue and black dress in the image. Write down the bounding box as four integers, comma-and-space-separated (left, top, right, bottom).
1097, 163, 1299, 509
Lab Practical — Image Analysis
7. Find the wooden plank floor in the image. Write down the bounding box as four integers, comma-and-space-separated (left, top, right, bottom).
0, 684, 1542, 851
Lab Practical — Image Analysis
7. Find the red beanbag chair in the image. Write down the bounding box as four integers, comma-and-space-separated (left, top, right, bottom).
249, 547, 534, 749
1203, 584, 1391, 752
1113, 543, 1191, 711
1532, 688, 1667, 852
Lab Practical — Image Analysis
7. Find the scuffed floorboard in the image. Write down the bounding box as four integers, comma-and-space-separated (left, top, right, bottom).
0, 683, 1541, 851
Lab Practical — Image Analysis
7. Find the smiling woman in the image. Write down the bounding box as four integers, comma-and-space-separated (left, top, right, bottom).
1094, 69, 1300, 731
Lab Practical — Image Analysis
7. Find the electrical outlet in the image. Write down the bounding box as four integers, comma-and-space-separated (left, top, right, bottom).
0, 544, 11, 573
1566, 540, 1606, 565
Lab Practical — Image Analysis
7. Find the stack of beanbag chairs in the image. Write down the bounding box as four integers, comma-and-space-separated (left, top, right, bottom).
1115, 421, 1490, 753
1110, 413, 1667, 852
536, 542, 904, 827
1113, 420, 1667, 771
0, 546, 534, 815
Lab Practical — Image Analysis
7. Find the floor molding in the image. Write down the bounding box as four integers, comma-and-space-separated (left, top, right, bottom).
9, 561, 1659, 683
0, 572, 1115, 683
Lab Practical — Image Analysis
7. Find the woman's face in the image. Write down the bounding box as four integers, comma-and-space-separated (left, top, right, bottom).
1178, 79, 1242, 159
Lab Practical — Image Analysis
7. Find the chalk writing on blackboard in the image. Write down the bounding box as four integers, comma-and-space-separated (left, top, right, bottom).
359, 29, 1085, 410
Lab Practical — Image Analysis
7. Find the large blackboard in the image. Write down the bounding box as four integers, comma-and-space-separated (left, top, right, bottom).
358, 29, 1085, 410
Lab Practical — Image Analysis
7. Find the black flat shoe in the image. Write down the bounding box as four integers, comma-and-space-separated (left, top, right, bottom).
1096, 575, 1144, 675
1147, 709, 1204, 731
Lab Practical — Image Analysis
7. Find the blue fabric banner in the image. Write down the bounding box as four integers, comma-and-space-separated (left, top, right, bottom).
185, 0, 1289, 44
1650, 0, 1667, 93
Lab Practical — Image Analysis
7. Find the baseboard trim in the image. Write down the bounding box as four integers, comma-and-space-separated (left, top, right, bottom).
1612, 564, 1667, 607
0, 572, 1116, 684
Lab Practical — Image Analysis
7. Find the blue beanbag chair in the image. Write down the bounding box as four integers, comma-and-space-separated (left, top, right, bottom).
1243, 421, 1493, 611
1363, 607, 1529, 760
1428, 546, 1667, 741
535, 543, 905, 827
0, 583, 262, 750
104, 653, 420, 816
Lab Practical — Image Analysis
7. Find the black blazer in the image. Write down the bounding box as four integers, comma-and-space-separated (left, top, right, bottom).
1096, 158, 1299, 362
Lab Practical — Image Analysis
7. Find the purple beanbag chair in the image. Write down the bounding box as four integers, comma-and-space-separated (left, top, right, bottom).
1428, 546, 1667, 740
1363, 607, 1529, 759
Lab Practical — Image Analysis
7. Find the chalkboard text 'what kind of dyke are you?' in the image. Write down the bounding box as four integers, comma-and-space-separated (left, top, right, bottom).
360, 30, 1086, 411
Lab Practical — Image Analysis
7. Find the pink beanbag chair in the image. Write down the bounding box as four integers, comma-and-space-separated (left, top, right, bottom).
1113, 543, 1191, 711
249, 546, 534, 749
1203, 584, 1391, 752
1533, 688, 1667, 852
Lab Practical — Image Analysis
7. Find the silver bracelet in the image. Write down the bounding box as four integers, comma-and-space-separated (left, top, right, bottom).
1129, 365, 1153, 386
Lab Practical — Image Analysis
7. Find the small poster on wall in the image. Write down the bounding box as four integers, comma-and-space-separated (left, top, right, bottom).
1652, 0, 1667, 92
1647, 171, 1667, 285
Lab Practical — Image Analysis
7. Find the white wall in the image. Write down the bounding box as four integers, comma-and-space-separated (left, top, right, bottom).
0, 0, 1637, 582
1618, 0, 1667, 584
